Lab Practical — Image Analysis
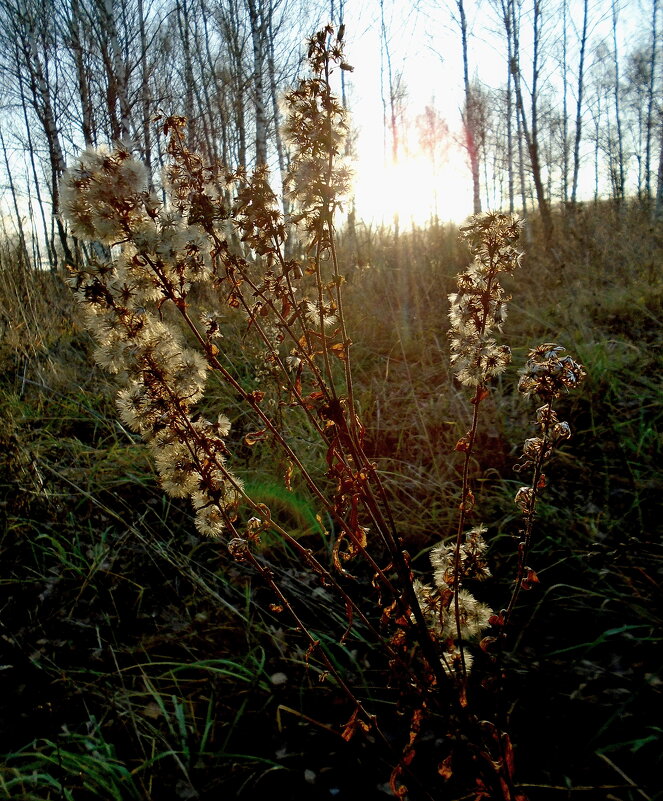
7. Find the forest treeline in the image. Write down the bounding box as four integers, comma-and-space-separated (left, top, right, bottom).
0, 0, 661, 270
0, 0, 322, 270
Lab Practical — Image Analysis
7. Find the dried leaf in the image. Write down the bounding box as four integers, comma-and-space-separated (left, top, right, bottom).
471, 385, 490, 405
332, 526, 365, 569
247, 390, 265, 405
389, 766, 408, 800
329, 341, 350, 361
341, 708, 359, 742
438, 754, 453, 780
521, 567, 539, 590
244, 429, 267, 446
280, 296, 292, 318
284, 461, 294, 491
303, 391, 325, 410
501, 731, 517, 780
460, 489, 475, 512
472, 777, 492, 799
381, 600, 397, 625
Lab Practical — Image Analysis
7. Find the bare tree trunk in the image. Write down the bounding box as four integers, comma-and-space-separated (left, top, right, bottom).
571, 0, 588, 204
506, 32, 514, 213
509, 0, 529, 233
380, 0, 401, 251
99, 0, 131, 140
611, 0, 625, 203
655, 127, 663, 220
191, 0, 220, 162
217, 0, 249, 167
247, 0, 268, 165
645, 0, 659, 200
0, 127, 31, 269
510, 0, 553, 241
593, 94, 600, 204
457, 0, 481, 213
561, 0, 569, 203
137, 0, 152, 170
185, 8, 218, 161
494, 0, 515, 212
21, 27, 72, 264
175, 0, 196, 147
266, 5, 287, 199
18, 73, 55, 268
67, 0, 97, 147
200, 0, 233, 164
203, 0, 223, 161
236, 83, 248, 168
380, 0, 399, 166
380, 0, 408, 331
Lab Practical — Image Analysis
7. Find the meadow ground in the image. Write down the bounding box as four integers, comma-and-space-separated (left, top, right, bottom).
0, 202, 661, 800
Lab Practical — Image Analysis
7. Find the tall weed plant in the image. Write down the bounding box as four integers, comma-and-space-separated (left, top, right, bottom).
60, 27, 585, 799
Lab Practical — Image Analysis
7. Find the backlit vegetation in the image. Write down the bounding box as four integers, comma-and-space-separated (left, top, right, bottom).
1, 24, 661, 801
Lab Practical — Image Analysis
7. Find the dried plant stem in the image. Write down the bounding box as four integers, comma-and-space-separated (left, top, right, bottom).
138, 227, 448, 689
503, 400, 552, 627
451, 245, 505, 683
452, 393, 483, 685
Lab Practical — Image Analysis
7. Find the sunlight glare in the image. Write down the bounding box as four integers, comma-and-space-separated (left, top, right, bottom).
352, 145, 474, 227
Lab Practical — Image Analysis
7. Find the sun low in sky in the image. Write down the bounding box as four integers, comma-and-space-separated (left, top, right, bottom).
339, 2, 481, 226
338, 0, 642, 225
352, 141, 475, 227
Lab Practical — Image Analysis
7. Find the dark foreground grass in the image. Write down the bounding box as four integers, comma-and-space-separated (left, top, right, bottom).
1, 203, 661, 800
